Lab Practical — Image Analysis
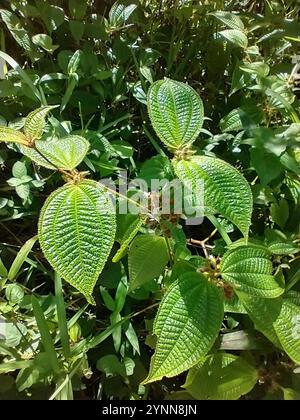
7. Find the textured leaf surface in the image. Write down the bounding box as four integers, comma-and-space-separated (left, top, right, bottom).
20, 135, 89, 170
0, 127, 28, 145
24, 106, 58, 141
173, 156, 253, 236
183, 353, 257, 400
240, 295, 300, 363
38, 180, 116, 303
220, 245, 283, 298
147, 78, 204, 150
143, 272, 224, 383
219, 29, 248, 49
128, 234, 169, 291
211, 11, 244, 30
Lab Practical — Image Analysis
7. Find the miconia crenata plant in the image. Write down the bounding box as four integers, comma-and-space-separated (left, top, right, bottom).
0, 66, 298, 398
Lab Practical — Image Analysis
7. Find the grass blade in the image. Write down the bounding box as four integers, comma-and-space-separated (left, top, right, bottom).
31, 295, 60, 373
54, 272, 71, 359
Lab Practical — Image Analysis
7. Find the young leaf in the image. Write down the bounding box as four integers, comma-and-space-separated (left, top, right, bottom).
173, 156, 253, 237
20, 135, 89, 170
38, 180, 116, 304
0, 127, 28, 145
143, 272, 224, 383
128, 234, 169, 291
147, 78, 204, 150
183, 353, 257, 400
24, 105, 58, 141
220, 245, 284, 298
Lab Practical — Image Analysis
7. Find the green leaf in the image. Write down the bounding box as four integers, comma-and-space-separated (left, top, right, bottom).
8, 235, 38, 281
268, 241, 299, 255
32, 34, 59, 53
219, 109, 242, 132
38, 180, 116, 304
147, 78, 204, 150
240, 295, 300, 363
24, 105, 58, 141
68, 0, 88, 19
96, 355, 126, 378
250, 149, 282, 186
12, 161, 27, 179
0, 126, 28, 145
0, 10, 32, 53
5, 284, 24, 305
143, 272, 224, 383
220, 245, 284, 298
211, 11, 244, 30
128, 234, 169, 291
219, 29, 248, 49
173, 156, 253, 237
109, 2, 137, 26
183, 353, 257, 400
270, 198, 289, 229
112, 215, 146, 262
69, 21, 85, 43
31, 296, 60, 373
20, 135, 89, 170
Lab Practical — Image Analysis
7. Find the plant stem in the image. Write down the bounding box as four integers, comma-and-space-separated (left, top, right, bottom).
207, 215, 232, 246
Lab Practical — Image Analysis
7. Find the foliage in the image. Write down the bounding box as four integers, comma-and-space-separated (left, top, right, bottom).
0, 0, 300, 401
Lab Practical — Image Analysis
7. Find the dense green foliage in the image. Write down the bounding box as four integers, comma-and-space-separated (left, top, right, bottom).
0, 0, 300, 400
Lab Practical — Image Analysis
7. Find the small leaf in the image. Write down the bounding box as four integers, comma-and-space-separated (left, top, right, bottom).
143, 272, 224, 383
109, 2, 137, 26
128, 234, 169, 291
24, 105, 58, 141
0, 126, 28, 145
20, 135, 89, 170
32, 34, 59, 53
211, 11, 244, 30
147, 78, 204, 150
38, 180, 116, 304
183, 353, 257, 400
173, 156, 253, 237
270, 198, 289, 229
12, 161, 27, 179
220, 245, 284, 298
112, 215, 146, 262
219, 29, 248, 49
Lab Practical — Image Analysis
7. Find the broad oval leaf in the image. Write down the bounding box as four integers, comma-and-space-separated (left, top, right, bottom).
183, 353, 257, 400
20, 135, 89, 170
239, 295, 300, 364
143, 272, 224, 383
24, 105, 58, 141
38, 180, 116, 304
220, 245, 284, 298
0, 127, 28, 145
147, 78, 204, 150
128, 234, 169, 291
173, 156, 253, 237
